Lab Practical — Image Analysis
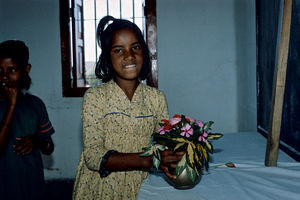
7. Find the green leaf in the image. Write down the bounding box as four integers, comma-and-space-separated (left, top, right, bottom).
204, 121, 214, 130
140, 144, 168, 169
140, 151, 152, 157
186, 164, 197, 182
174, 142, 185, 151
194, 166, 201, 176
176, 153, 186, 176
155, 144, 167, 151
207, 133, 223, 140
186, 143, 195, 168
150, 144, 165, 160
198, 144, 208, 163
140, 146, 154, 157
194, 148, 202, 170
171, 137, 189, 143
153, 148, 161, 161
205, 140, 214, 153
142, 146, 151, 152
153, 156, 160, 169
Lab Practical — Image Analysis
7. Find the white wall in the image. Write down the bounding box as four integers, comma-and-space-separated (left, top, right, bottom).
0, 0, 82, 179
0, 0, 3, 39
157, 0, 256, 132
0, 0, 256, 179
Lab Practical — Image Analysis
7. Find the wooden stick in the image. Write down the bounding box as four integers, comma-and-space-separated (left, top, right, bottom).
265, 0, 293, 166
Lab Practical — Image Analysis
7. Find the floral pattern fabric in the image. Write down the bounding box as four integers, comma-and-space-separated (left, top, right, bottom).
73, 80, 169, 200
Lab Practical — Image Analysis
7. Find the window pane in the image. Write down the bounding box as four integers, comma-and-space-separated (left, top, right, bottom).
134, 0, 144, 18
123, 17, 133, 22
83, 0, 95, 20
84, 19, 98, 86
95, 0, 107, 61
80, 0, 147, 88
135, 17, 144, 35
83, 20, 96, 62
121, 0, 133, 19
108, 0, 120, 18
96, 0, 107, 20
96, 43, 101, 61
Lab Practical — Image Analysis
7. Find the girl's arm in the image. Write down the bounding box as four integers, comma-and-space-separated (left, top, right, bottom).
36, 136, 54, 155
13, 95, 55, 156
104, 91, 182, 179
0, 87, 18, 153
82, 88, 182, 179
14, 135, 54, 155
0, 104, 16, 153
105, 150, 184, 179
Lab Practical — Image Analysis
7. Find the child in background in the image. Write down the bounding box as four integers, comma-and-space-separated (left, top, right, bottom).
0, 40, 55, 200
73, 16, 184, 200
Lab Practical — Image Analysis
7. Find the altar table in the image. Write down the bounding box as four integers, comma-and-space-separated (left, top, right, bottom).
137, 132, 300, 200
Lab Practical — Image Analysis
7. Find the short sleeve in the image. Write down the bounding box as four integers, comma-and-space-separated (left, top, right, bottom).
81, 87, 110, 172
155, 91, 169, 131
37, 99, 55, 138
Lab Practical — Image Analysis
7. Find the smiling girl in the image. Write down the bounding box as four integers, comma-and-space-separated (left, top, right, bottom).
72, 16, 184, 200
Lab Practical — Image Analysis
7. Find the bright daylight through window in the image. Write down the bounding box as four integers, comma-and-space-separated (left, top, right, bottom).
83, 0, 146, 87
60, 0, 157, 97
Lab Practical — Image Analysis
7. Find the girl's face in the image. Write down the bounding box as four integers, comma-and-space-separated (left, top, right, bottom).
110, 28, 143, 83
0, 57, 23, 89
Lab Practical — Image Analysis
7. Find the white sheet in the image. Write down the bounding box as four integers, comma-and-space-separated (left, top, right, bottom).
137, 132, 300, 200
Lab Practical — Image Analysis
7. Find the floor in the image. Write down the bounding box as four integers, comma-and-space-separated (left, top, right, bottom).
45, 179, 74, 200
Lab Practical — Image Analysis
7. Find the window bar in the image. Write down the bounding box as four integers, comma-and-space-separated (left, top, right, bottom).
94, 0, 98, 63
120, 0, 122, 19
107, 0, 109, 15
132, 0, 135, 23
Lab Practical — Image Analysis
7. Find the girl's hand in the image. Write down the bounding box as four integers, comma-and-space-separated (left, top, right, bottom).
1, 83, 18, 106
159, 150, 185, 179
13, 135, 36, 155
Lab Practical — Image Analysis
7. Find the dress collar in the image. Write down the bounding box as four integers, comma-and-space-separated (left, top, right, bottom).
108, 79, 143, 103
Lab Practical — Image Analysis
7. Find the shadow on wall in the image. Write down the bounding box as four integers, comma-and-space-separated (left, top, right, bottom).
234, 0, 257, 131
42, 154, 54, 168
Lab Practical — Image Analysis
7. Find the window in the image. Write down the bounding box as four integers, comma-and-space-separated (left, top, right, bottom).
60, 0, 157, 97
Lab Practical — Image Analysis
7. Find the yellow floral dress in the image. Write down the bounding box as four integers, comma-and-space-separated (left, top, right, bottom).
73, 80, 169, 200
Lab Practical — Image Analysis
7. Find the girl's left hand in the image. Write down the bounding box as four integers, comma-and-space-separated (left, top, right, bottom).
13, 135, 36, 155
159, 150, 186, 179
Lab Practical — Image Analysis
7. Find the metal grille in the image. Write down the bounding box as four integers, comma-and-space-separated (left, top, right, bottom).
81, 0, 145, 86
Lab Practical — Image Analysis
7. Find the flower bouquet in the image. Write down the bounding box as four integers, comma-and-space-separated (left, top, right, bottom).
141, 114, 223, 188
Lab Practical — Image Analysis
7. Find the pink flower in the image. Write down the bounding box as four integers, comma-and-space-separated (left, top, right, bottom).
198, 132, 208, 142
186, 116, 195, 123
158, 127, 169, 135
170, 116, 181, 126
180, 124, 193, 138
197, 120, 204, 127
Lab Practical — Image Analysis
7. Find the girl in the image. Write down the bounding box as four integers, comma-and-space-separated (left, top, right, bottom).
73, 16, 183, 200
0, 40, 55, 200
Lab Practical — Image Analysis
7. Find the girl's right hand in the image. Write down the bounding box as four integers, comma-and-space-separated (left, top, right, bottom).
1, 84, 18, 106
159, 150, 186, 179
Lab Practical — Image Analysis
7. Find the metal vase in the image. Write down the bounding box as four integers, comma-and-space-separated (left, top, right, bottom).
165, 168, 201, 189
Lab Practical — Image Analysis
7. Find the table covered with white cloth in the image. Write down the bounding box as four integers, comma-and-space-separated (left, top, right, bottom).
137, 132, 300, 200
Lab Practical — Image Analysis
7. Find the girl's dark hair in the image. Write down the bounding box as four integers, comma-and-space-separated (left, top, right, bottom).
95, 16, 151, 83
0, 40, 31, 90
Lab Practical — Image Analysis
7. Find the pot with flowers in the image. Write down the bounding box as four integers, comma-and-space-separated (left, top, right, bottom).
141, 114, 223, 189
